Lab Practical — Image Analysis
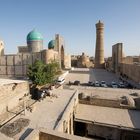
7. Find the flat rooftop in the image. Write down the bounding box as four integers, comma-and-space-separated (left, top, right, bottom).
24, 89, 76, 129
75, 104, 140, 130
0, 78, 27, 86
76, 87, 140, 100
10, 89, 77, 139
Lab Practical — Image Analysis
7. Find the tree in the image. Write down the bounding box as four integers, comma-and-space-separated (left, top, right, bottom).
27, 60, 60, 86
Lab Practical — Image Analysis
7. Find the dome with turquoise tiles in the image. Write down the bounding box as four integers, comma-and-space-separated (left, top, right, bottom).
48, 40, 56, 49
27, 30, 43, 41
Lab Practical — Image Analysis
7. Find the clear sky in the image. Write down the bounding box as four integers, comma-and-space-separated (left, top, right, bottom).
0, 0, 140, 57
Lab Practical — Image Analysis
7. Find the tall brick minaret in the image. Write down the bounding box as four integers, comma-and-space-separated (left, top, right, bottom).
94, 20, 105, 68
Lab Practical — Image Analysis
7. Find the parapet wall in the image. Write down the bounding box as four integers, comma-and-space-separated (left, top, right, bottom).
0, 80, 29, 115
24, 129, 90, 140
55, 90, 78, 134
79, 94, 135, 109
79, 98, 121, 108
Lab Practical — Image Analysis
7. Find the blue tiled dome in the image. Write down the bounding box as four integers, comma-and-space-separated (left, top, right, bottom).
27, 30, 43, 41
48, 40, 55, 49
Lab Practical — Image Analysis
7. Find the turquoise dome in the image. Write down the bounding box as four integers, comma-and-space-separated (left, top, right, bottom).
27, 30, 43, 41
48, 40, 55, 49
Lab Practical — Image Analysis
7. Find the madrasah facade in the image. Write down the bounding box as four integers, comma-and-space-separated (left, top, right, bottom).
0, 30, 71, 78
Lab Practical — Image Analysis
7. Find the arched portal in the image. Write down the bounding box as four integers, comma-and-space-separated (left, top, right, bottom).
60, 45, 64, 68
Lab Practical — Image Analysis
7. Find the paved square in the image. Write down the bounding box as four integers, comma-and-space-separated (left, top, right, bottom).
65, 68, 119, 85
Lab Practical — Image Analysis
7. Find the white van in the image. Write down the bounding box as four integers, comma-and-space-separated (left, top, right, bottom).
56, 77, 65, 85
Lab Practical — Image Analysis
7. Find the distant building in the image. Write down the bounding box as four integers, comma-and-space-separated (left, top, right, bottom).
106, 42, 140, 84
122, 56, 140, 64
77, 53, 93, 68
112, 43, 123, 73
71, 53, 93, 68
120, 56, 140, 83
0, 30, 71, 77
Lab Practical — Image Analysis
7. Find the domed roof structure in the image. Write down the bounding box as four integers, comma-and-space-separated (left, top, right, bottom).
27, 30, 43, 41
48, 40, 56, 49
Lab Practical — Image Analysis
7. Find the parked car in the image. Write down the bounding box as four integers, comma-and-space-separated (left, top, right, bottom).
56, 77, 65, 85
118, 82, 125, 88
100, 81, 108, 88
127, 83, 134, 89
111, 81, 118, 88
94, 81, 100, 87
74, 80, 80, 85
88, 81, 94, 86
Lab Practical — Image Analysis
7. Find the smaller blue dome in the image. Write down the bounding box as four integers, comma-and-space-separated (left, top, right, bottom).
48, 40, 55, 49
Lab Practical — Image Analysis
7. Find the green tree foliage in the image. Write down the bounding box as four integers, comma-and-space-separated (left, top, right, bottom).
27, 60, 60, 86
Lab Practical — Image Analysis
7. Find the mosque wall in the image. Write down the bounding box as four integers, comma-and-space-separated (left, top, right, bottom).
27, 40, 43, 53
0, 66, 6, 75
0, 31, 71, 77
7, 55, 14, 65
0, 49, 61, 77
32, 52, 42, 64
15, 55, 22, 65
7, 66, 15, 75
0, 56, 7, 65
18, 46, 29, 53
15, 66, 22, 75
0, 53, 40, 77
45, 49, 59, 64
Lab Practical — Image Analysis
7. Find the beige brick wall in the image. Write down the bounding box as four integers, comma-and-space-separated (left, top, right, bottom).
32, 52, 42, 63
120, 63, 140, 83
0, 47, 64, 77
15, 66, 23, 75
15, 55, 22, 65
7, 66, 15, 75
0, 81, 29, 114
23, 65, 28, 75
0, 56, 7, 65
0, 66, 7, 75
7, 55, 14, 65
46, 49, 59, 64
22, 54, 30, 65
